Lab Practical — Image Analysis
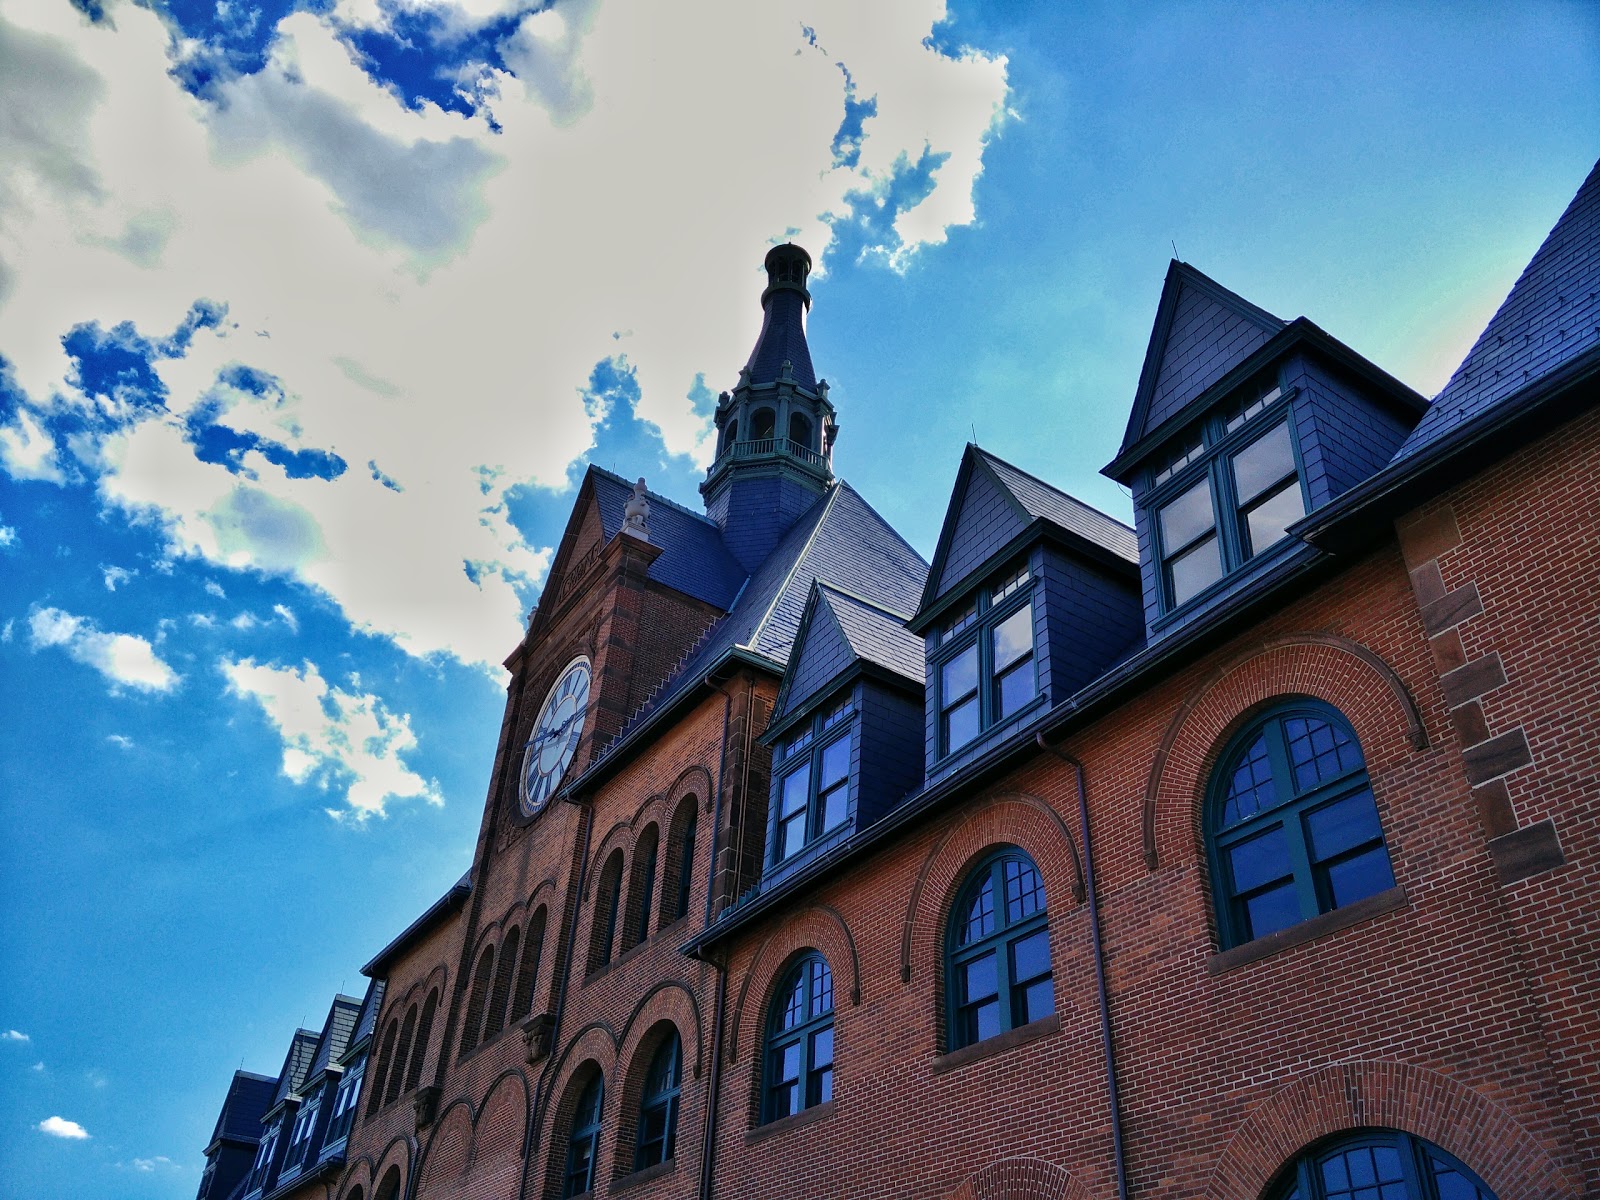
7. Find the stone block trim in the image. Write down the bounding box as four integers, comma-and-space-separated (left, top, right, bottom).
1202, 1060, 1583, 1200
1461, 729, 1535, 787
1438, 652, 1508, 710
1488, 819, 1567, 885
1418, 581, 1484, 636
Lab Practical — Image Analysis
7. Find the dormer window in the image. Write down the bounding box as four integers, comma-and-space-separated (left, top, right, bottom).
771, 697, 853, 865
1149, 385, 1306, 610
934, 563, 1037, 757
324, 1055, 363, 1146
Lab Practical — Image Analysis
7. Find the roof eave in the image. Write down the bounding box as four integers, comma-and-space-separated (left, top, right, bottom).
360, 880, 472, 978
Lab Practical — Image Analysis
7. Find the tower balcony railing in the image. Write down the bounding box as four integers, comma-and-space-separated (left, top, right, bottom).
709, 437, 830, 474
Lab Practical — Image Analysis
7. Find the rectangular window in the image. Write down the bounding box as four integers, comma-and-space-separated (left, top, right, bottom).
1147, 384, 1305, 613
325, 1058, 363, 1145
770, 697, 856, 867
933, 565, 1039, 757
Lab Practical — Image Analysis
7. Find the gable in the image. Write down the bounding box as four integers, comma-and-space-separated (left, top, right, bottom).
932, 456, 1029, 601
775, 594, 855, 724
1120, 263, 1285, 457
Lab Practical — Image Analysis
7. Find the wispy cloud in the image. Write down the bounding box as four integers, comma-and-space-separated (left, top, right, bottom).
107, 733, 135, 749
37, 1115, 90, 1139
31, 1060, 45, 1072
204, 580, 226, 598
27, 606, 179, 693
3, 1029, 30, 1042
272, 603, 298, 632
126, 1156, 177, 1172
221, 657, 442, 818
101, 564, 137, 590
0, 522, 17, 548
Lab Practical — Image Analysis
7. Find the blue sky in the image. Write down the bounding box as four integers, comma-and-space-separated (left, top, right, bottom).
0, 0, 1594, 1191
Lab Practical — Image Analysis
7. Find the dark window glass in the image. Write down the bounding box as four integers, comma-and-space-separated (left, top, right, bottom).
991, 604, 1036, 720
460, 947, 494, 1054
751, 408, 775, 440
933, 565, 1038, 757
763, 954, 835, 1123
769, 698, 855, 867
947, 849, 1052, 1050
563, 1074, 604, 1198
1211, 702, 1394, 948
634, 1033, 681, 1170
632, 827, 659, 947
1268, 1129, 1498, 1200
673, 809, 697, 920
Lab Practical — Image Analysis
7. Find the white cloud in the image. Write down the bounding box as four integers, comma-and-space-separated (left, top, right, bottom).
102, 564, 137, 590
203, 579, 226, 598
3, 1029, 29, 1042
31, 1060, 45, 1072
1, 619, 13, 643
27, 605, 180, 692
221, 657, 443, 818
37, 1115, 90, 1139
272, 603, 299, 632
128, 1156, 176, 1171
230, 611, 260, 630
107, 733, 134, 748
0, 522, 17, 548
0, 0, 1008, 670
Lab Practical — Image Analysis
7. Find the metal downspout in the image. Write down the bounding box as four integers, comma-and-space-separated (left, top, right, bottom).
697, 672, 741, 1200
1036, 732, 1130, 1200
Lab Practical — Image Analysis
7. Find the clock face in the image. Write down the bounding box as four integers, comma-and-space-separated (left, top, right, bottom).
519, 656, 592, 818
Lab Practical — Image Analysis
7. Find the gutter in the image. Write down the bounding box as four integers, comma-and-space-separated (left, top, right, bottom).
1034, 734, 1129, 1200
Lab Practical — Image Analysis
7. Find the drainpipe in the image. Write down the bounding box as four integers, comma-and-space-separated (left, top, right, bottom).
1036, 732, 1130, 1200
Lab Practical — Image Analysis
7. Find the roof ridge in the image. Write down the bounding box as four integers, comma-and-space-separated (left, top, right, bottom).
976, 445, 1135, 534
587, 463, 722, 528
741, 483, 844, 652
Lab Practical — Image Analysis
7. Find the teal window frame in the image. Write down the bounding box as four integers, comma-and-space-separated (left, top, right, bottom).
945, 848, 1053, 1050
931, 563, 1040, 760
762, 954, 834, 1123
1268, 1128, 1497, 1200
1146, 383, 1308, 614
769, 698, 854, 866
562, 1073, 604, 1198
633, 1032, 681, 1170
1208, 700, 1396, 949
323, 1054, 363, 1146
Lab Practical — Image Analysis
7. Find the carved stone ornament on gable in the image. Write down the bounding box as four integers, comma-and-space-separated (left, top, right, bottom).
622, 477, 651, 542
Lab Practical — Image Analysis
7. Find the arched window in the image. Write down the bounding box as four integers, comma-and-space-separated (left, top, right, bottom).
373, 1165, 401, 1200
628, 825, 660, 950
512, 906, 546, 1021
404, 988, 438, 1092
460, 945, 495, 1054
763, 954, 834, 1123
665, 798, 698, 924
789, 412, 813, 449
589, 850, 625, 972
724, 419, 738, 451
947, 849, 1052, 1049
751, 407, 776, 441
485, 925, 520, 1038
1209, 701, 1394, 948
385, 1004, 418, 1104
634, 1031, 681, 1170
1268, 1129, 1497, 1200
563, 1073, 604, 1198
368, 1017, 399, 1116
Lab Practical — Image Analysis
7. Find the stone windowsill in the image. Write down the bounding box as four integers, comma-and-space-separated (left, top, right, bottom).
931, 1012, 1061, 1075
1208, 886, 1409, 976
745, 1099, 835, 1146
610, 1158, 676, 1193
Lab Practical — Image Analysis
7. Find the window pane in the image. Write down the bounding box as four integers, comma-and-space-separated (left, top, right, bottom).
1242, 881, 1302, 940
1003, 857, 1045, 922
813, 1064, 833, 1106
991, 565, 1031, 603
1232, 421, 1295, 504
778, 973, 804, 1030
777, 811, 806, 861
1244, 478, 1307, 556
1227, 825, 1292, 893
943, 695, 979, 752
1430, 1155, 1490, 1200
818, 781, 848, 834
779, 1042, 802, 1083
1220, 733, 1278, 827
780, 764, 810, 817
810, 958, 833, 1015
769, 1079, 798, 1120
1019, 977, 1054, 1025
1305, 790, 1384, 861
942, 604, 977, 644
1159, 477, 1216, 549
992, 604, 1034, 672
1285, 715, 1363, 791
1169, 534, 1223, 606
994, 660, 1035, 721
962, 876, 996, 943
1010, 928, 1050, 983
820, 736, 850, 787
942, 645, 978, 702
961, 952, 998, 1003
963, 998, 1001, 1045
1322, 845, 1396, 909
810, 1026, 833, 1070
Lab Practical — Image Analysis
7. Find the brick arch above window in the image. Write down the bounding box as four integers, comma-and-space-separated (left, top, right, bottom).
1144, 634, 1429, 872
618, 980, 704, 1084
946, 1155, 1090, 1200
900, 791, 1084, 990
1203, 1061, 1580, 1200
728, 907, 859, 1066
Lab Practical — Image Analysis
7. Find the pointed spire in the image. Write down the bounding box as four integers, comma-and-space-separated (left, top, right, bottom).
743, 243, 817, 389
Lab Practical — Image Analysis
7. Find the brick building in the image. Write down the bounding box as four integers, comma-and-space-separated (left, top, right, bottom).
200, 161, 1600, 1200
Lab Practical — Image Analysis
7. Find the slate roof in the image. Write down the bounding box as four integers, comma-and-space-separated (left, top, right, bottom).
1119, 261, 1286, 456
595, 481, 927, 758
743, 280, 817, 389
209, 1071, 277, 1146
304, 995, 363, 1084
269, 1029, 322, 1109
344, 978, 385, 1061
980, 450, 1138, 564
819, 585, 923, 683
588, 467, 747, 610
1397, 158, 1600, 459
